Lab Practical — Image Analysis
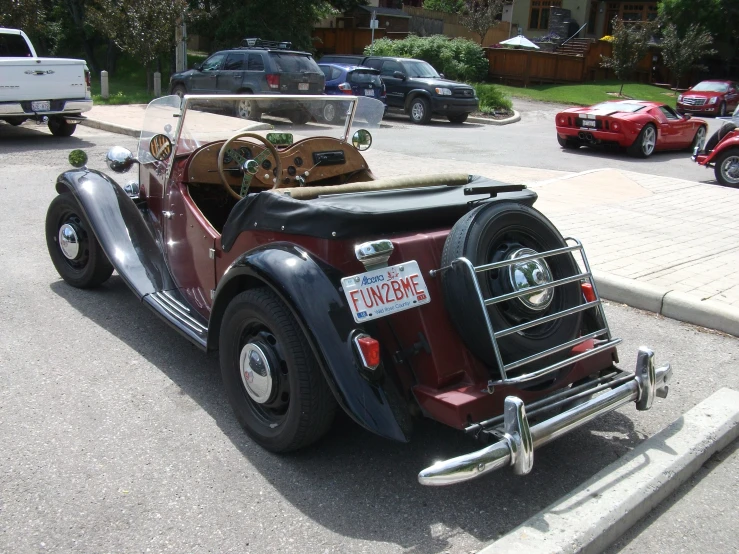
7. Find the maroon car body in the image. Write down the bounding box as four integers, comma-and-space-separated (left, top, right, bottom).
45, 94, 672, 485
693, 111, 739, 186
556, 100, 707, 158
677, 80, 739, 117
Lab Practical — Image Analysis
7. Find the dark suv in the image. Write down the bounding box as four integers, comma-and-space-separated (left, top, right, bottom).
170, 39, 325, 123
319, 55, 478, 124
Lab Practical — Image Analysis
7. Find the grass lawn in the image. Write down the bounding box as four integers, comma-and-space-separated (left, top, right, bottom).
91, 52, 208, 105
494, 80, 678, 107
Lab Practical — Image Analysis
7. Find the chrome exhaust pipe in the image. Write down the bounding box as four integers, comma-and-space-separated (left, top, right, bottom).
418, 348, 672, 486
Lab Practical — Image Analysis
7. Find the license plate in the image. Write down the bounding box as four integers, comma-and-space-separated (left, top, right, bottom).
341, 261, 430, 323
298, 83, 309, 91
581, 119, 596, 128
364, 89, 375, 96
32, 100, 50, 112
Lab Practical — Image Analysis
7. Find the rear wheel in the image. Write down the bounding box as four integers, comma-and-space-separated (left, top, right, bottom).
447, 113, 468, 124
714, 148, 739, 187
322, 102, 341, 124
289, 109, 311, 125
409, 97, 431, 125
48, 117, 77, 137
557, 135, 581, 149
236, 93, 261, 121
45, 193, 114, 288
627, 123, 656, 158
219, 288, 336, 452
5, 117, 25, 126
440, 202, 582, 369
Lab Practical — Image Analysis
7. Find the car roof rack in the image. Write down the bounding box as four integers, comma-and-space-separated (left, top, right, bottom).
240, 38, 292, 50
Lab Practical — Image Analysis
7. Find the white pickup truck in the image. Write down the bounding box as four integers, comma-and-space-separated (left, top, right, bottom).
0, 28, 92, 136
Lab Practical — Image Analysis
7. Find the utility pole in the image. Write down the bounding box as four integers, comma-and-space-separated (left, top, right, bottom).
370, 10, 377, 54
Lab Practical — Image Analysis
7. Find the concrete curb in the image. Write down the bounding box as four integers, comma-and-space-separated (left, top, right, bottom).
479, 387, 739, 554
79, 117, 139, 138
468, 109, 520, 126
592, 271, 739, 337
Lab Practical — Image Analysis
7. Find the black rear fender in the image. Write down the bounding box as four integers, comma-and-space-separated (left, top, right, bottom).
209, 243, 412, 442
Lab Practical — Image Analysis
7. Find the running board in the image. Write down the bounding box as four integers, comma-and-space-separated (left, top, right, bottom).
144, 290, 208, 350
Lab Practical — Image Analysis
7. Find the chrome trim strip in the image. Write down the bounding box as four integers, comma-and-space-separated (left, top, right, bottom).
150, 292, 207, 333
419, 349, 672, 485
565, 237, 612, 340
474, 243, 583, 273
162, 290, 191, 313
495, 300, 600, 339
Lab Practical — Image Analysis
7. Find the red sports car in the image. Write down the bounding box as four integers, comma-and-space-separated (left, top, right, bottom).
555, 100, 708, 158
677, 80, 739, 117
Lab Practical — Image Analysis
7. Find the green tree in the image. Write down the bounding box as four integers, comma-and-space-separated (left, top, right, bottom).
459, 0, 504, 44
423, 0, 464, 14
600, 18, 653, 96
660, 23, 715, 89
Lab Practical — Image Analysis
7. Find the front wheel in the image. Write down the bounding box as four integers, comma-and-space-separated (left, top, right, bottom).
48, 117, 77, 137
171, 84, 187, 98
718, 102, 727, 117
219, 288, 336, 452
714, 148, 739, 187
690, 126, 707, 151
409, 97, 431, 125
45, 193, 114, 288
447, 113, 468, 124
627, 123, 656, 158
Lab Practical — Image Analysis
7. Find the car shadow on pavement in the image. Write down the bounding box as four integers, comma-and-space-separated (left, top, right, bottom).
51, 276, 650, 552
0, 123, 97, 152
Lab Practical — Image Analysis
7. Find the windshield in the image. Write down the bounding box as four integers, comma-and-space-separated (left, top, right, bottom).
691, 82, 729, 93
137, 95, 384, 160
589, 102, 645, 113
350, 70, 382, 87
402, 60, 440, 78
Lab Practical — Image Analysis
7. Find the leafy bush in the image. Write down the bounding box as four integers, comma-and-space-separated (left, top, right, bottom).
365, 35, 488, 82
473, 83, 513, 112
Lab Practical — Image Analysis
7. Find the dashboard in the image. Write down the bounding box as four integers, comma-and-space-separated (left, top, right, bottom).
186, 136, 371, 190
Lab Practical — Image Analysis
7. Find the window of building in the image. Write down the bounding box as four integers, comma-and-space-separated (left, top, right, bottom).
529, 0, 562, 30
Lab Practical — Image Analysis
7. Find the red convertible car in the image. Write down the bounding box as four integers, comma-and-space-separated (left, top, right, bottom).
556, 100, 707, 158
46, 94, 672, 485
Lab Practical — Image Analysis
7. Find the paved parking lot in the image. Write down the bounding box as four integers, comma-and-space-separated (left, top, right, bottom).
0, 122, 738, 553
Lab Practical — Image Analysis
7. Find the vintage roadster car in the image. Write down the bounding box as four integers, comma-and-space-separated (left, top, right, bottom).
46, 94, 672, 485
692, 110, 739, 187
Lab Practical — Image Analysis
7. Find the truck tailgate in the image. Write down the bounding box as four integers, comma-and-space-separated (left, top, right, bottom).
0, 58, 87, 103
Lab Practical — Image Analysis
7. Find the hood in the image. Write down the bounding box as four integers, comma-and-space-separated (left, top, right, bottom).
682, 90, 725, 99
171, 69, 199, 80
411, 77, 472, 88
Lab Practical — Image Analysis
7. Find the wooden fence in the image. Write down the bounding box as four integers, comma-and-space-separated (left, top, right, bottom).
312, 28, 412, 55
486, 41, 657, 85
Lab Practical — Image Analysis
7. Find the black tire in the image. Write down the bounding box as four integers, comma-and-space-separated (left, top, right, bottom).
447, 113, 468, 124
718, 102, 727, 117
5, 117, 25, 126
219, 288, 336, 452
48, 117, 76, 137
557, 135, 581, 149
171, 84, 187, 98
289, 109, 311, 125
45, 193, 114, 288
627, 123, 656, 158
705, 122, 737, 153
440, 202, 582, 369
713, 148, 739, 187
235, 92, 261, 121
408, 97, 431, 125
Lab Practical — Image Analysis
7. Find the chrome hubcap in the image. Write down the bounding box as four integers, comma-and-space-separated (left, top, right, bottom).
642, 127, 656, 155
721, 156, 739, 184
506, 247, 554, 311
324, 103, 335, 121
695, 127, 706, 149
58, 223, 80, 260
238, 100, 251, 119
412, 102, 424, 120
239, 343, 274, 404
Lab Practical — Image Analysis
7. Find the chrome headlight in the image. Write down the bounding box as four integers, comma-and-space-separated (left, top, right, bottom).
434, 87, 452, 96
677, 95, 683, 102
708, 97, 718, 105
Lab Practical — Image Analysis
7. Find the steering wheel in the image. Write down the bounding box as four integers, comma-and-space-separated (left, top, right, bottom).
217, 132, 283, 200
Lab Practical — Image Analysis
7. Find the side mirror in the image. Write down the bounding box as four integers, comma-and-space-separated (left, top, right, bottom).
352, 129, 372, 151
392, 71, 406, 80
106, 146, 137, 173
439, 73, 445, 79
683, 113, 692, 120
192, 62, 202, 71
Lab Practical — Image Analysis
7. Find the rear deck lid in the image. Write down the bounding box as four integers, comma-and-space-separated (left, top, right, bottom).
0, 57, 87, 102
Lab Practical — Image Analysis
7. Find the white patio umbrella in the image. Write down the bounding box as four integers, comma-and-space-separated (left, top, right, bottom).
499, 34, 540, 49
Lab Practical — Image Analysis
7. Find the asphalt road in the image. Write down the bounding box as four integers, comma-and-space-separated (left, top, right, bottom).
377, 99, 727, 184
1, 122, 738, 553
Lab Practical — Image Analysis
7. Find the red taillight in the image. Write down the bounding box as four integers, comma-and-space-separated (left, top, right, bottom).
85, 69, 91, 89
265, 74, 280, 90
612, 121, 620, 131
581, 282, 596, 303
557, 115, 567, 125
354, 335, 381, 370
338, 82, 352, 94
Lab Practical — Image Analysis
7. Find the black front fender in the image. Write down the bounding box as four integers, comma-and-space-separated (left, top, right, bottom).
210, 243, 412, 443
56, 168, 174, 297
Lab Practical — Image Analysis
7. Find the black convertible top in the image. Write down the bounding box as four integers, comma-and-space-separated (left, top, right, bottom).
221, 175, 537, 251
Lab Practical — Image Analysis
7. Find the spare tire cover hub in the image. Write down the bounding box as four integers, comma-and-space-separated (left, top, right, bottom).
506, 247, 553, 311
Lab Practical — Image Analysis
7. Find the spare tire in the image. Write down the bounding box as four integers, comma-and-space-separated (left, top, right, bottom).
705, 122, 737, 153
440, 201, 582, 371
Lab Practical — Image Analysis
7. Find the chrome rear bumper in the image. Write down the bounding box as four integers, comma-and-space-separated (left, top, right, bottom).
418, 347, 672, 486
